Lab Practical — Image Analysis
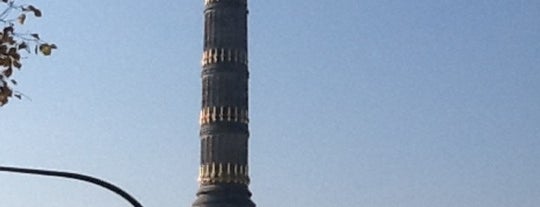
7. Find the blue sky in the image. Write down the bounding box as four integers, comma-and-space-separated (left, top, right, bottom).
1, 0, 539, 206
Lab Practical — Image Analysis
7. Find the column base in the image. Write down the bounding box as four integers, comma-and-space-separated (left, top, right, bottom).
192, 184, 255, 207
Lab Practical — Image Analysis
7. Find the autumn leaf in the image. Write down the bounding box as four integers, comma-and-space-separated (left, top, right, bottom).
3, 67, 13, 77
39, 44, 53, 56
13, 60, 21, 69
0, 57, 8, 66
0, 83, 13, 97
18, 42, 27, 50
0, 97, 7, 106
3, 26, 13, 35
0, 57, 11, 67
17, 14, 26, 24
8, 47, 16, 55
27, 5, 42, 17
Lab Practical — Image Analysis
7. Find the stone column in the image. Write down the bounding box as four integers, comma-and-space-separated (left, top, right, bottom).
192, 0, 255, 206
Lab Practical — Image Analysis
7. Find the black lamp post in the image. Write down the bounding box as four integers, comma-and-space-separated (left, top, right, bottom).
0, 165, 143, 207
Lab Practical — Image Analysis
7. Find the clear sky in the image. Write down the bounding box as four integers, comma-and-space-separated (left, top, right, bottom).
1, 0, 539, 206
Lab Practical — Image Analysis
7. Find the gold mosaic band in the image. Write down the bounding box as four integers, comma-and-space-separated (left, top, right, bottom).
201, 48, 248, 67
200, 106, 249, 125
198, 163, 250, 185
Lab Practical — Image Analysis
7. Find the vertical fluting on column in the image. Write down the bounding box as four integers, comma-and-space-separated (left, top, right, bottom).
193, 0, 255, 206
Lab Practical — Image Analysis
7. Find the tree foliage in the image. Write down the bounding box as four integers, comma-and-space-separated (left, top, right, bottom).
0, 0, 55, 106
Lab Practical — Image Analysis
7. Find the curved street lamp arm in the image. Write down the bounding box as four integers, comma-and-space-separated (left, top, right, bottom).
0, 165, 143, 207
